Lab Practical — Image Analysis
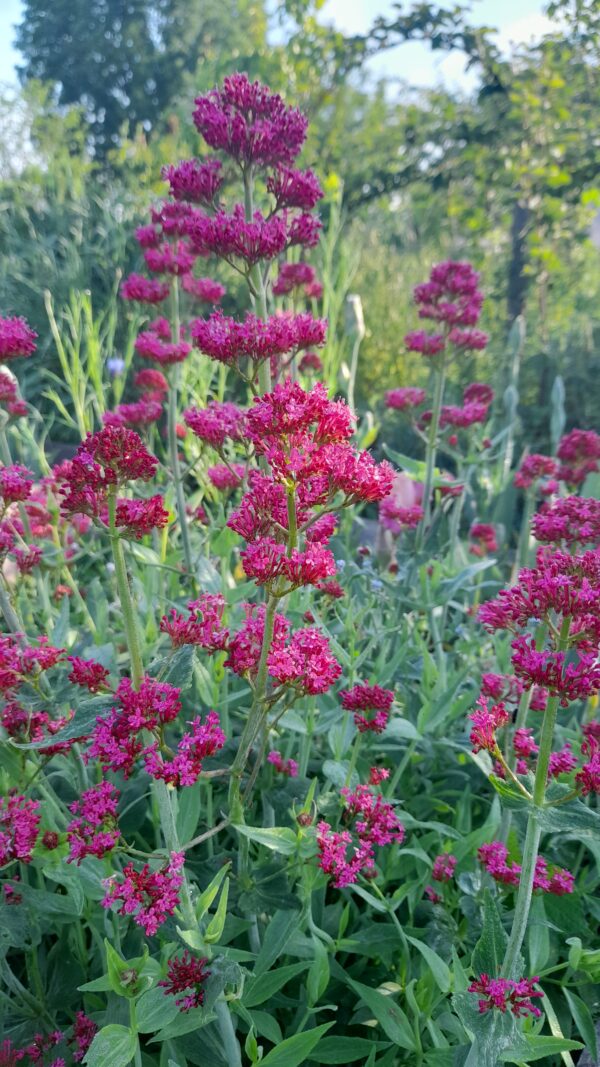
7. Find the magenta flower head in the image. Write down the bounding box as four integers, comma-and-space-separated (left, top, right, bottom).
468, 974, 543, 1019
0, 315, 37, 360
532, 496, 600, 548
101, 852, 185, 935
193, 73, 308, 167
557, 428, 600, 486
340, 683, 394, 734
514, 453, 558, 491
161, 157, 223, 205
159, 951, 211, 1012
385, 386, 426, 411
120, 273, 170, 305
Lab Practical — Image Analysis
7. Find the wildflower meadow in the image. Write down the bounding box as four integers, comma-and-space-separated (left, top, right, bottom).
1, 71, 599, 1067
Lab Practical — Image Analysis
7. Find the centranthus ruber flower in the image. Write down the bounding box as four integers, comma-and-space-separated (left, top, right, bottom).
268, 750, 299, 777
184, 400, 246, 448
468, 696, 510, 753
532, 496, 600, 548
0, 794, 41, 864
557, 428, 600, 486
0, 315, 37, 359
432, 854, 457, 882
144, 711, 226, 787
159, 952, 211, 1012
317, 783, 404, 888
468, 974, 543, 1018
67, 781, 120, 864
385, 386, 427, 411
101, 852, 185, 935
340, 683, 394, 734
514, 453, 558, 490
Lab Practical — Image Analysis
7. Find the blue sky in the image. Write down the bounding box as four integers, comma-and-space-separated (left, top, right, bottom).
0, 0, 553, 92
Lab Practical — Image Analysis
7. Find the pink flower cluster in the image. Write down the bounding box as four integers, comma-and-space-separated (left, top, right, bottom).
478, 841, 574, 895
67, 656, 111, 692
193, 73, 308, 167
187, 205, 321, 266
67, 781, 120, 864
160, 592, 229, 652
0, 315, 37, 360
514, 453, 558, 491
272, 261, 322, 297
162, 157, 223, 204
317, 783, 404, 887
0, 366, 27, 420
0, 794, 41, 864
557, 428, 600, 486
135, 317, 192, 365
159, 952, 211, 1012
184, 400, 246, 448
144, 711, 226, 787
385, 386, 426, 411
87, 675, 182, 777
469, 696, 510, 753
432, 853, 457, 882
102, 852, 185, 935
268, 750, 299, 777
469, 522, 498, 557
340, 683, 394, 734
479, 548, 600, 704
405, 262, 487, 358
468, 974, 543, 1019
190, 310, 326, 368
533, 495, 600, 548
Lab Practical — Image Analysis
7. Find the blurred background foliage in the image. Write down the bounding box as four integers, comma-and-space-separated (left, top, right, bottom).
1, 0, 600, 450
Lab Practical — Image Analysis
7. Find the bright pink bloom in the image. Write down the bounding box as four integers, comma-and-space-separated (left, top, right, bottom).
145, 711, 226, 787
557, 428, 600, 486
317, 783, 403, 888
159, 952, 211, 1012
102, 852, 185, 935
191, 309, 326, 366
135, 319, 192, 365
469, 696, 510, 753
299, 350, 323, 373
468, 974, 543, 1019
0, 464, 34, 503
187, 205, 319, 264
548, 742, 577, 778
162, 158, 223, 204
160, 593, 229, 652
134, 368, 169, 394
193, 74, 308, 167
67, 656, 110, 693
120, 273, 170, 304
208, 463, 245, 490
369, 767, 389, 785
511, 635, 600, 706
340, 682, 393, 733
181, 273, 226, 303
144, 240, 196, 276
404, 330, 445, 356
533, 496, 600, 547
432, 854, 457, 882
268, 627, 342, 695
268, 750, 299, 777
114, 495, 170, 538
267, 165, 323, 209
514, 453, 558, 490
385, 387, 426, 410
87, 676, 182, 777
184, 400, 245, 448
448, 327, 488, 349
0, 794, 41, 864
0, 316, 37, 359
70, 1013, 98, 1062
103, 397, 163, 429
67, 781, 120, 864
513, 728, 538, 759
272, 261, 316, 295
241, 537, 336, 589
14, 545, 43, 573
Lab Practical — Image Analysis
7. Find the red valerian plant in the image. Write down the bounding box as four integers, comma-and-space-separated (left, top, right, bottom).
1, 72, 598, 1067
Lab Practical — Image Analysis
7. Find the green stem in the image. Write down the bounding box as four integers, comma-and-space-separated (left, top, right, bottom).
514, 489, 535, 579
243, 165, 271, 395
344, 732, 363, 787
228, 594, 278, 822
129, 1000, 142, 1067
107, 488, 144, 688
168, 278, 194, 578
501, 616, 571, 978
417, 358, 447, 551
214, 998, 242, 1067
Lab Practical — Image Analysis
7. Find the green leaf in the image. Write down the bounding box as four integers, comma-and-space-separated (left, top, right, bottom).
135, 986, 180, 1034
527, 896, 549, 974
196, 862, 231, 920
84, 1024, 137, 1067
149, 645, 196, 691
254, 909, 301, 977
472, 891, 509, 977
248, 1009, 282, 1045
346, 978, 416, 1051
306, 939, 330, 1005
308, 1037, 389, 1063
259, 1023, 334, 1067
323, 759, 359, 790
536, 798, 600, 837
405, 936, 451, 993
204, 877, 229, 943
235, 825, 298, 855
16, 696, 112, 748
563, 989, 597, 1061
243, 962, 309, 1008
500, 1035, 583, 1062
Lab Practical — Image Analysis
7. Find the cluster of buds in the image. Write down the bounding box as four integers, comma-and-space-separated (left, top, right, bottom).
405, 261, 487, 358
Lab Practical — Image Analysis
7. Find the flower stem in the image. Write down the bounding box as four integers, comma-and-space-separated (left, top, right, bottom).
228, 593, 278, 823
107, 487, 144, 689
417, 358, 446, 551
501, 615, 571, 978
168, 278, 194, 578
214, 997, 242, 1067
